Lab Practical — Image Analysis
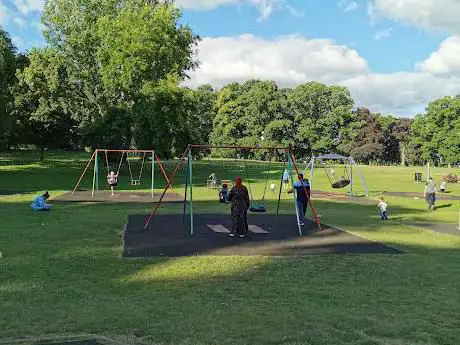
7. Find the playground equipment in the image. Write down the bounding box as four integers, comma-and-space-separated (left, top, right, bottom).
71, 149, 172, 198
304, 153, 368, 197
143, 144, 322, 235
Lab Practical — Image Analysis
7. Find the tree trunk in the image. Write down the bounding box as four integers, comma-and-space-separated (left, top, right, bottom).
39, 147, 44, 161
400, 145, 406, 166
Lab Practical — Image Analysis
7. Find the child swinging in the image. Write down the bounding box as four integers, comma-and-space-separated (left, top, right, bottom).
107, 171, 119, 196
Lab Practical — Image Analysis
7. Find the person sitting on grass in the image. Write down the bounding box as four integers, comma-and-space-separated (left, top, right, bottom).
377, 197, 389, 220
219, 183, 229, 203
31, 191, 51, 211
107, 171, 119, 196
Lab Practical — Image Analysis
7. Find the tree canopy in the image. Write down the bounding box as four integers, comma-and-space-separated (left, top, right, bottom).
0, 0, 459, 165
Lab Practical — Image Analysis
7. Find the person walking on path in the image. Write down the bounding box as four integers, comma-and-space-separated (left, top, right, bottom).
424, 177, 437, 210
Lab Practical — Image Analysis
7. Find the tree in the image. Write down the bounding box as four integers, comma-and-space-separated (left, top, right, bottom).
411, 96, 460, 165
287, 82, 356, 158
342, 109, 386, 164
391, 118, 413, 166
13, 49, 79, 159
24, 0, 200, 152
0, 28, 18, 149
211, 80, 285, 158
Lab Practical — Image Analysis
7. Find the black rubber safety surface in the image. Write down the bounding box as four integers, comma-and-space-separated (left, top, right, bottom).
123, 214, 402, 257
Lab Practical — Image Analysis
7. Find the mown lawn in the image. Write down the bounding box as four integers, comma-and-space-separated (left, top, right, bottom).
1, 151, 459, 345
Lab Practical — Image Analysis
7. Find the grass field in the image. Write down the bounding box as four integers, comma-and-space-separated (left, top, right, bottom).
1, 150, 460, 345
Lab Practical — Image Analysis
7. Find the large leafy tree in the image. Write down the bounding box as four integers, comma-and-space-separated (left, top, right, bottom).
341, 108, 387, 164
18, 0, 199, 152
13, 49, 80, 159
411, 96, 460, 165
0, 28, 18, 149
287, 82, 356, 158
211, 80, 285, 158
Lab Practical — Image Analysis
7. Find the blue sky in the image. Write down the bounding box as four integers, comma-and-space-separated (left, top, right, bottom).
181, 0, 445, 73
1, 0, 460, 116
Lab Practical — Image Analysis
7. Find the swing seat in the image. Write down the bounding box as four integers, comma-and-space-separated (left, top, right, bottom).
331, 178, 350, 189
131, 179, 141, 186
249, 204, 266, 213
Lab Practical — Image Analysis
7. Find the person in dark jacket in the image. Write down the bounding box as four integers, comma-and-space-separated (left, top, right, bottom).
228, 176, 250, 238
288, 174, 310, 225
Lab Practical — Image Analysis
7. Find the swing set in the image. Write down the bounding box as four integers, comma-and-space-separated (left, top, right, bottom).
305, 153, 369, 197
71, 149, 173, 198
143, 144, 322, 236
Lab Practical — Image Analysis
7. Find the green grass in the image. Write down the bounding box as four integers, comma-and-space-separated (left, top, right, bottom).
1, 150, 460, 345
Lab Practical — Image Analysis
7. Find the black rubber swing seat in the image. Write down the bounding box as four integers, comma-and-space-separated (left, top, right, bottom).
249, 204, 266, 213
332, 178, 351, 189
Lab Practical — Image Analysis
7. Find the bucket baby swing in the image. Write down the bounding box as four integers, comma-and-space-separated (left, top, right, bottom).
305, 153, 369, 197
241, 151, 273, 213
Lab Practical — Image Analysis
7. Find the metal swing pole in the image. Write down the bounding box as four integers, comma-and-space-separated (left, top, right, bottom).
72, 150, 97, 195
151, 151, 155, 198
188, 149, 194, 236
276, 152, 287, 218
91, 150, 99, 198
287, 152, 303, 236
144, 148, 189, 230
96, 150, 99, 192
289, 150, 322, 231
183, 154, 190, 225
349, 159, 354, 196
309, 157, 315, 196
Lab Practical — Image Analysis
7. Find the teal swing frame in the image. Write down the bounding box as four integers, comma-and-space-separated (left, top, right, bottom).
143, 145, 322, 236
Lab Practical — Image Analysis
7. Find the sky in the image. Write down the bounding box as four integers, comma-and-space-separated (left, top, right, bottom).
1, 0, 460, 116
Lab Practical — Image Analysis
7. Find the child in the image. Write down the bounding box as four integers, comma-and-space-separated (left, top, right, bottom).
440, 180, 446, 193
107, 171, 119, 196
282, 169, 289, 190
31, 191, 51, 211
219, 184, 229, 203
377, 197, 388, 220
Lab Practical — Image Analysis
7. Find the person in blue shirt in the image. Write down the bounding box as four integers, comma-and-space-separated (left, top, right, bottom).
288, 174, 310, 226
31, 191, 51, 211
219, 183, 229, 203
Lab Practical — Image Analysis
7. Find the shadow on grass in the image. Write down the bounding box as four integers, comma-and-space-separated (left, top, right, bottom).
1, 197, 460, 344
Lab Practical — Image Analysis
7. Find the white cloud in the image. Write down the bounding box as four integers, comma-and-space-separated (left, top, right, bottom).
367, 1, 379, 24
373, 27, 393, 40
13, 0, 45, 14
185, 34, 460, 116
13, 16, 28, 28
0, 4, 9, 25
338, 0, 359, 12
369, 0, 460, 35
12, 35, 24, 48
416, 36, 460, 75
176, 0, 300, 21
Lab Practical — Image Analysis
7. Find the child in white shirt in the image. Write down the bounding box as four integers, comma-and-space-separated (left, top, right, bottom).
107, 171, 119, 196
440, 180, 446, 193
377, 197, 388, 220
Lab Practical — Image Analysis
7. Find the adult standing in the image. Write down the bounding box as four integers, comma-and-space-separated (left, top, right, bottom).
228, 177, 250, 238
288, 174, 311, 226
424, 177, 437, 210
